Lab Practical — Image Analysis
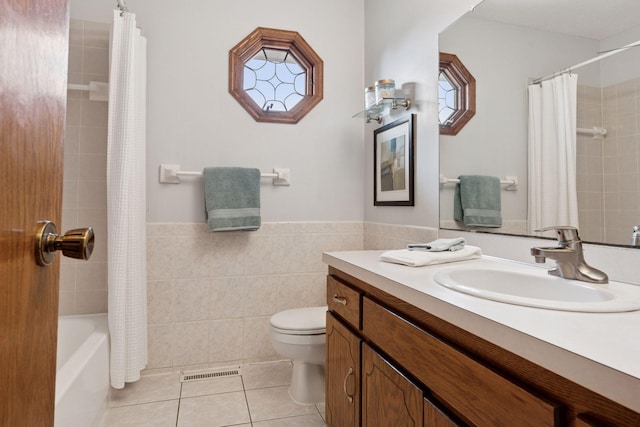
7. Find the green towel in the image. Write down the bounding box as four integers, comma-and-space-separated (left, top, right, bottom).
203, 167, 261, 232
454, 175, 502, 228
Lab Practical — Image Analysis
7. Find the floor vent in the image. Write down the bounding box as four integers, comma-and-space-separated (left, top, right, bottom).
180, 366, 242, 383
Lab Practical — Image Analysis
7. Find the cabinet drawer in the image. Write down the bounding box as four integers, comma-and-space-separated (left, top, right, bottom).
327, 276, 361, 329
362, 297, 562, 427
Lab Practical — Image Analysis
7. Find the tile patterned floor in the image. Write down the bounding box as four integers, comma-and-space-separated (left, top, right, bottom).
100, 361, 326, 427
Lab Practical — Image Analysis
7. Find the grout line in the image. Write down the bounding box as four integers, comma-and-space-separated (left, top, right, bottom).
175, 382, 183, 427
240, 374, 254, 426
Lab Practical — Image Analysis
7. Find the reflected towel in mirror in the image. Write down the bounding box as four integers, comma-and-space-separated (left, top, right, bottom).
454, 175, 502, 228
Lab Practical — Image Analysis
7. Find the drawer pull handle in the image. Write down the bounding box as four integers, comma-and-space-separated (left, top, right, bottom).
333, 294, 348, 306
343, 367, 354, 403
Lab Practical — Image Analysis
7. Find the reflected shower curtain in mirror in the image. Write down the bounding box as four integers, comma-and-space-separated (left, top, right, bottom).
107, 9, 148, 389
527, 74, 579, 233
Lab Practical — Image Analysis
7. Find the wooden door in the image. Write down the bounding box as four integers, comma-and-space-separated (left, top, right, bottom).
326, 312, 361, 427
0, 1, 70, 426
361, 343, 422, 427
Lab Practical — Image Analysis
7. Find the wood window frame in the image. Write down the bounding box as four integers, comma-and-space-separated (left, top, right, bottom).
229, 27, 323, 124
439, 52, 475, 135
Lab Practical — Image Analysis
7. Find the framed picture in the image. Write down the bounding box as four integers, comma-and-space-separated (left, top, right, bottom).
374, 114, 415, 206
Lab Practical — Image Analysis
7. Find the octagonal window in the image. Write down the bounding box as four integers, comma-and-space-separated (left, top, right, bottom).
229, 27, 323, 124
439, 52, 475, 135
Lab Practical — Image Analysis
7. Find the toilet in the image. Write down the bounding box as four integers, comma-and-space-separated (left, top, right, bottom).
270, 305, 328, 404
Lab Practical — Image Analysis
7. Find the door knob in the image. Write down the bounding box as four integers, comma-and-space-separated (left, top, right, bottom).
35, 221, 95, 266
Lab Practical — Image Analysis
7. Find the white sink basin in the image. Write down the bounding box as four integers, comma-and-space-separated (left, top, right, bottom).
433, 267, 640, 313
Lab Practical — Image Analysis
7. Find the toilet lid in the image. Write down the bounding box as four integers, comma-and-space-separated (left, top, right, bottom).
270, 306, 328, 335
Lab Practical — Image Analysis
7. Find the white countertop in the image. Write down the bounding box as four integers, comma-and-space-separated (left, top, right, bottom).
323, 250, 640, 413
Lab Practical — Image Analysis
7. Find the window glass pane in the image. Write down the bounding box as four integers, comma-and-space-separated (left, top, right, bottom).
243, 48, 306, 111
439, 72, 458, 124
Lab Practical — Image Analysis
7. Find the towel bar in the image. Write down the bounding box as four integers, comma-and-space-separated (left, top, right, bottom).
577, 126, 607, 140
439, 174, 518, 191
159, 164, 290, 186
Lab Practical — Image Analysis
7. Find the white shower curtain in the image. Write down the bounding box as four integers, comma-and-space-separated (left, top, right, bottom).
527, 73, 579, 234
107, 9, 148, 389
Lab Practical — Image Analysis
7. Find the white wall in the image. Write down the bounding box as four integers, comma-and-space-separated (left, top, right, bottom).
600, 25, 640, 87
362, 0, 479, 228
438, 16, 600, 225
71, 0, 365, 223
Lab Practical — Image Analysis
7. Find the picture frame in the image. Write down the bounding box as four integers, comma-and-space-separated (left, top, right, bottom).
374, 114, 415, 206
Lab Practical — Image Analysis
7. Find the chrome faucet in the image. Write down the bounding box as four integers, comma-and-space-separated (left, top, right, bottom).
530, 226, 608, 284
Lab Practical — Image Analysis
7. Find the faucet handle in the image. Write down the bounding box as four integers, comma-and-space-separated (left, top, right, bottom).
534, 226, 580, 244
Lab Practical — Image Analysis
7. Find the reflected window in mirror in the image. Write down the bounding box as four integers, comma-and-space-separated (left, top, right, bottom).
229, 27, 323, 124
439, 52, 475, 135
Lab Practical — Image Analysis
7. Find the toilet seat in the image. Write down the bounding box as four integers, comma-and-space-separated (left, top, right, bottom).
270, 306, 327, 335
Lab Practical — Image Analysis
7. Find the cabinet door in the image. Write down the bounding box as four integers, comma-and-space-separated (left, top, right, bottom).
326, 312, 361, 427
424, 398, 464, 427
362, 343, 422, 427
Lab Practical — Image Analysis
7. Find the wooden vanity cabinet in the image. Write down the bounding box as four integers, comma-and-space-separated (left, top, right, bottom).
326, 274, 464, 427
326, 266, 640, 427
363, 297, 560, 426
326, 312, 361, 427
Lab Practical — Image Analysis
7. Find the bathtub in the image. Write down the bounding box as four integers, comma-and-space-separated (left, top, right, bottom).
55, 314, 109, 427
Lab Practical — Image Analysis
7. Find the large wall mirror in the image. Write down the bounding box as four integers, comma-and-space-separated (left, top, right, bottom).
439, 0, 640, 247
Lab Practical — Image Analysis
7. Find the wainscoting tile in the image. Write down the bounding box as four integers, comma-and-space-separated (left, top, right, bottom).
209, 318, 244, 362
147, 236, 174, 280
242, 361, 292, 390
147, 280, 174, 325
243, 317, 276, 360
173, 235, 213, 278
173, 278, 211, 322
147, 324, 173, 369
277, 274, 311, 311
210, 277, 245, 319
144, 220, 371, 371
171, 321, 209, 366
244, 276, 278, 317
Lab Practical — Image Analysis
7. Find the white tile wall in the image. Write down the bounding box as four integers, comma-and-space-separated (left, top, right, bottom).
577, 78, 640, 245
363, 222, 439, 250
602, 77, 640, 245
60, 19, 110, 316
145, 221, 364, 372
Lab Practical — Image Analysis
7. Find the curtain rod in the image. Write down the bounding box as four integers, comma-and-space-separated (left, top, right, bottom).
531, 39, 640, 85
